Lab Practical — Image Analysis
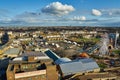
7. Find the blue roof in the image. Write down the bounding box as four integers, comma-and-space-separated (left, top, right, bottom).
55, 58, 71, 65
59, 58, 99, 76
75, 58, 94, 63
44, 50, 60, 61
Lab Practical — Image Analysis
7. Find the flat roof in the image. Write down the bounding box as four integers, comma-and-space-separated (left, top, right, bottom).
4, 48, 20, 55
13, 56, 50, 61
19, 51, 47, 57
9, 60, 40, 64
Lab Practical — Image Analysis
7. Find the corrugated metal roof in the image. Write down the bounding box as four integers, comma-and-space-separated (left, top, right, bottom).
75, 58, 94, 63
59, 58, 99, 76
60, 61, 84, 76
55, 58, 71, 65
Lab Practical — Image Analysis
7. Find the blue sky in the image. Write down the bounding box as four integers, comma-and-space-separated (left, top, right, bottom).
0, 0, 120, 27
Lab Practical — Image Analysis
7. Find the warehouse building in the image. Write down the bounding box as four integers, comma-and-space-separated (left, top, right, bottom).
54, 58, 71, 65
6, 56, 58, 80
44, 49, 100, 78
58, 58, 100, 77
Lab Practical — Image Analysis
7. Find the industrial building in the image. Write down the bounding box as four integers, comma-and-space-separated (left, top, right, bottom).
7, 56, 47, 80
44, 49, 100, 78
58, 58, 100, 77
54, 58, 71, 65
6, 56, 58, 80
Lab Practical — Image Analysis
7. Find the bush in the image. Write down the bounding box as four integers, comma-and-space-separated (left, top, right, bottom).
98, 63, 107, 69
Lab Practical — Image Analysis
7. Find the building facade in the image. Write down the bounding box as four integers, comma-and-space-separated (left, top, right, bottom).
7, 56, 58, 80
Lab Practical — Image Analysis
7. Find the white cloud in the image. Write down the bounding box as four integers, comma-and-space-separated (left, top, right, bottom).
101, 9, 120, 17
42, 2, 75, 16
72, 16, 86, 21
109, 12, 112, 16
92, 9, 102, 16
0, 18, 12, 23
12, 12, 41, 23
15, 12, 40, 18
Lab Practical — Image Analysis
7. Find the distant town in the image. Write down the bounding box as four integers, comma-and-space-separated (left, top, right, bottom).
0, 26, 120, 80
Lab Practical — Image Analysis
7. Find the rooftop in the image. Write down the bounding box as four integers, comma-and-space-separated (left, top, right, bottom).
44, 49, 60, 61
19, 51, 47, 57
55, 58, 71, 65
59, 58, 100, 76
8, 60, 47, 73
4, 48, 21, 55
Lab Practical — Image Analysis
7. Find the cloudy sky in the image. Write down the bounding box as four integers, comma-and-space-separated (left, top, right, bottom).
0, 0, 120, 27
